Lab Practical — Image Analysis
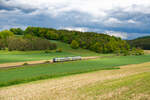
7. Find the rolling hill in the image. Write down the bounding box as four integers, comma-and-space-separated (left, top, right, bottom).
0, 40, 106, 64
128, 36, 150, 50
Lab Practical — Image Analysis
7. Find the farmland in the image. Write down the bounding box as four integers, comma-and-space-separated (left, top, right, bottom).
0, 55, 150, 87
0, 60, 150, 100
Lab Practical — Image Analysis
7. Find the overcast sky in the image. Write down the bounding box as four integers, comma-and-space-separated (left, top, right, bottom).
0, 0, 150, 39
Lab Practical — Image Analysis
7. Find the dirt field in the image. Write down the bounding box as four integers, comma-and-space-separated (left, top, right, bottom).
144, 50, 150, 54
0, 60, 53, 68
0, 62, 150, 100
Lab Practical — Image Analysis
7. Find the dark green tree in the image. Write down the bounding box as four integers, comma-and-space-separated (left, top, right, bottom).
10, 28, 24, 35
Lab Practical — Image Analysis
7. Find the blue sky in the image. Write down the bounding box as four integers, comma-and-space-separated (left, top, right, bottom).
0, 0, 150, 39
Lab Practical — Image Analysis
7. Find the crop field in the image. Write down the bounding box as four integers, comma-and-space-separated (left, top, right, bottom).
0, 60, 150, 100
0, 40, 107, 64
1, 55, 150, 87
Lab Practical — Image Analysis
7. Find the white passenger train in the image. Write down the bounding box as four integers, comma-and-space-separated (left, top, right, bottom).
53, 56, 82, 62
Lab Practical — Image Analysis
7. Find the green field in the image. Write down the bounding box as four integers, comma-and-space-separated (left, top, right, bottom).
1, 55, 150, 87
0, 40, 106, 64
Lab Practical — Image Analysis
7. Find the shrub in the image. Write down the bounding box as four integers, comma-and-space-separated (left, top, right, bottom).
122, 50, 130, 56
56, 48, 62, 52
44, 61, 50, 63
120, 48, 144, 56
134, 48, 144, 55
45, 50, 51, 53
23, 63, 28, 66
70, 40, 79, 49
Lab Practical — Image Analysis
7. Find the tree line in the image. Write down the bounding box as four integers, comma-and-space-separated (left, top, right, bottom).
0, 30, 57, 51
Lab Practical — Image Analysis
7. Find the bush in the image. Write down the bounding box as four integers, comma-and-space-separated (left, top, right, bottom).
122, 50, 130, 56
44, 61, 50, 63
120, 48, 144, 56
23, 63, 28, 66
56, 48, 62, 52
134, 48, 144, 56
45, 50, 51, 53
70, 40, 79, 49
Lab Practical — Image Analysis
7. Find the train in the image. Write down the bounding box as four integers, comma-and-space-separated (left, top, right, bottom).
53, 56, 82, 62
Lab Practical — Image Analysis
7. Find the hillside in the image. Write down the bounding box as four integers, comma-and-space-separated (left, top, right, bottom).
0, 40, 105, 64
24, 27, 130, 53
128, 36, 150, 50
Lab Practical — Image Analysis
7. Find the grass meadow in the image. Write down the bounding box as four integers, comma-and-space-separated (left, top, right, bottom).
0, 55, 150, 87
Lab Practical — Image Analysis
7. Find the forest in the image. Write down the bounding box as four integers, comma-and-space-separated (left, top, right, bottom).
23, 27, 130, 53
128, 36, 150, 50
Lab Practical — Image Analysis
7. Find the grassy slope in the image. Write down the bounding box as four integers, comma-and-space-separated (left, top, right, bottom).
1, 55, 150, 87
78, 72, 150, 100
0, 40, 107, 64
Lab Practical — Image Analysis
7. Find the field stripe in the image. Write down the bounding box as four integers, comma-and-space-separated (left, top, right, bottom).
0, 56, 100, 68
0, 62, 150, 100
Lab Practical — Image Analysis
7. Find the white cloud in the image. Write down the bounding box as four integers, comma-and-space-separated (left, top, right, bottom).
3, 0, 150, 18
104, 31, 150, 40
2, 0, 150, 28
61, 27, 88, 32
105, 31, 128, 39
104, 17, 122, 27
1, 0, 150, 39
127, 19, 136, 24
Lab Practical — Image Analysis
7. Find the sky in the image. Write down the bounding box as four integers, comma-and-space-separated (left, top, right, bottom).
0, 0, 150, 39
